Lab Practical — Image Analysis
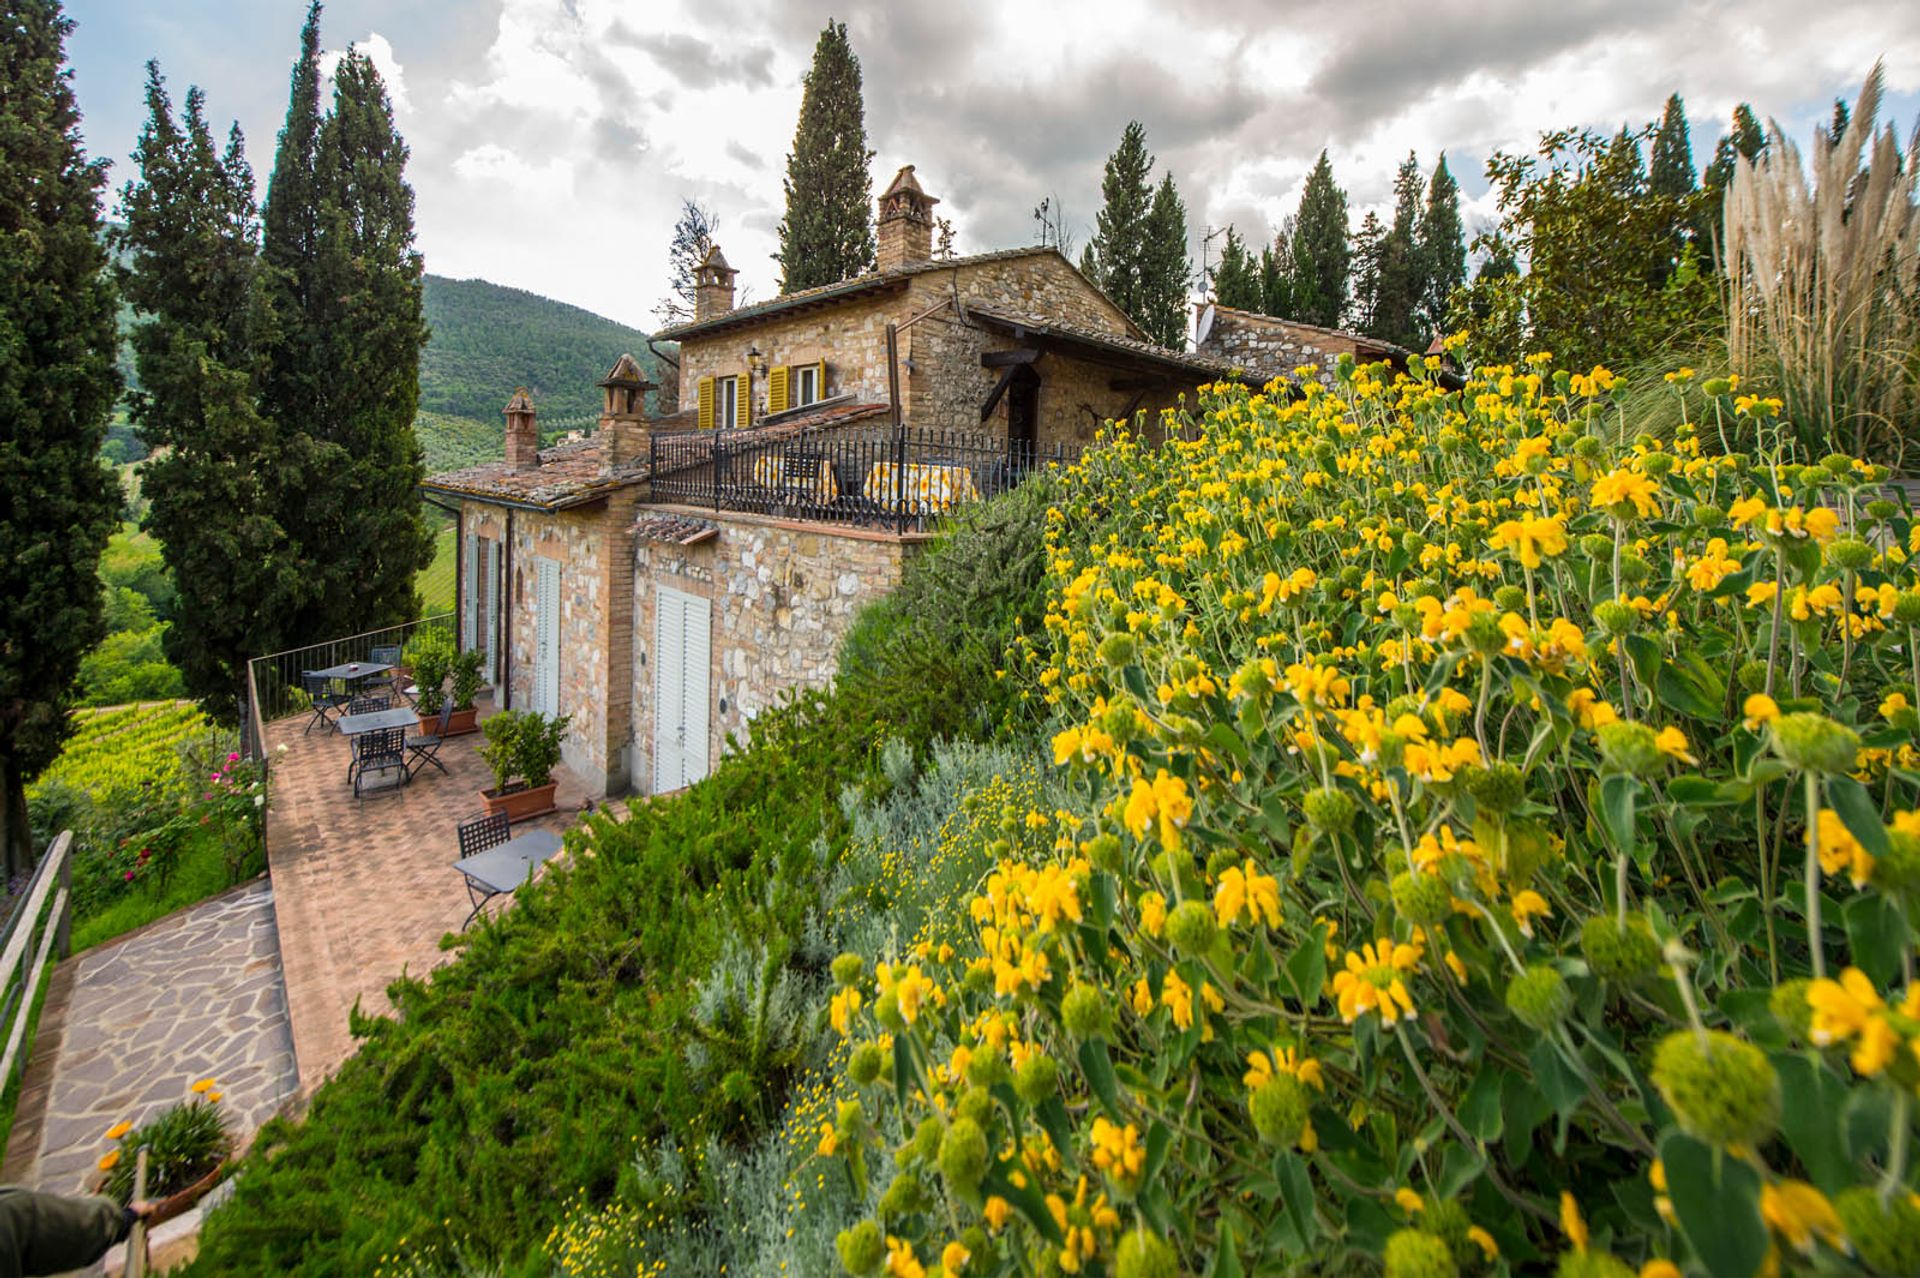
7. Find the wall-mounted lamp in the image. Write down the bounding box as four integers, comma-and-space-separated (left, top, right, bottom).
746, 345, 766, 371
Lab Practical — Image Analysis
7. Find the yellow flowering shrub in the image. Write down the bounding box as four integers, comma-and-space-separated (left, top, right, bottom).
821, 357, 1920, 1276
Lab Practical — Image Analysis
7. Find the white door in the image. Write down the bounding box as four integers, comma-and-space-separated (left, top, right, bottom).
481, 539, 500, 686
533, 558, 560, 717
652, 586, 712, 792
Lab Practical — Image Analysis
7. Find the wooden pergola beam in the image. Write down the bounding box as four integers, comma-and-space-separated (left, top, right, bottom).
981, 347, 1042, 368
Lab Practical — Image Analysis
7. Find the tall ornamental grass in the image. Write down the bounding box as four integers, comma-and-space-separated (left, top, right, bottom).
1726, 64, 1920, 464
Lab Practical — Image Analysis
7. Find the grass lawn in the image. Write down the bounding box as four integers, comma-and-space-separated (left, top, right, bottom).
68, 826, 264, 954
417, 519, 457, 615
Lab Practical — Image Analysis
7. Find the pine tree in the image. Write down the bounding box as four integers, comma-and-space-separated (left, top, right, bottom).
117, 64, 299, 719
1138, 173, 1191, 347
1287, 150, 1350, 328
259, 0, 325, 445
1415, 154, 1466, 339
303, 49, 433, 634
1211, 226, 1262, 311
1259, 222, 1295, 319
655, 198, 717, 325
1348, 212, 1385, 334
1370, 152, 1424, 345
1650, 94, 1696, 198
1084, 121, 1157, 324
0, 0, 123, 874
774, 21, 874, 292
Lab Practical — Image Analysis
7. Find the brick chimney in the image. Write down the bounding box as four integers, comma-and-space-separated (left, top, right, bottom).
598, 353, 656, 471
693, 244, 737, 321
504, 387, 539, 472
877, 164, 938, 273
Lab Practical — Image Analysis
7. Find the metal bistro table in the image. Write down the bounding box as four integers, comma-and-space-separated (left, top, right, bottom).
309, 660, 393, 689
336, 706, 419, 794
453, 829, 564, 928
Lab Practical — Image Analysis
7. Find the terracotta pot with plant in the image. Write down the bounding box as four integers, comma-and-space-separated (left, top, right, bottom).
445, 647, 486, 736
478, 709, 571, 820
403, 629, 453, 719
95, 1078, 233, 1226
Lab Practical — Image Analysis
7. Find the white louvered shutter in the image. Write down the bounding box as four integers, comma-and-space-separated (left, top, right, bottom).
680, 593, 711, 786
462, 532, 478, 651
483, 539, 501, 685
652, 588, 684, 792
534, 558, 560, 717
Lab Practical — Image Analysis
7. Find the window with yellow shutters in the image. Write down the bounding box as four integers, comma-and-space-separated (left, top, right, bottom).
767, 365, 790, 415
696, 376, 714, 430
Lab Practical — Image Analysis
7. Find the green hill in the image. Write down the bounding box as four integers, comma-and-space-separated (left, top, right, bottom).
421, 274, 667, 425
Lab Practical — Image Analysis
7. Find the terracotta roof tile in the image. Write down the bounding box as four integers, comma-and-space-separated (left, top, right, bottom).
420, 435, 646, 509
965, 306, 1242, 379
631, 513, 719, 545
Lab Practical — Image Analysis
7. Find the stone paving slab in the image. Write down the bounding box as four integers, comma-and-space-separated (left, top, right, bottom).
17, 880, 298, 1195
264, 705, 585, 1091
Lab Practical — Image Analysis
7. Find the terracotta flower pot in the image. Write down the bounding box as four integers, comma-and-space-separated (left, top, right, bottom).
443, 707, 480, 736
480, 780, 558, 822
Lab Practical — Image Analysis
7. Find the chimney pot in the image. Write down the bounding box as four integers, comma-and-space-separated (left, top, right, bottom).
504, 387, 539, 473
877, 164, 938, 273
693, 244, 737, 321
597, 353, 656, 471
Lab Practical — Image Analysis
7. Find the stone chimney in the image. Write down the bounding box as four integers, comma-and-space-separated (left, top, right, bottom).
877, 165, 938, 273
693, 245, 737, 321
504, 387, 539, 472
598, 352, 656, 470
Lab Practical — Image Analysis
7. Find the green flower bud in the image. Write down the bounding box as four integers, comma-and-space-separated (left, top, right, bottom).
963, 962, 994, 994
1249, 1072, 1311, 1147
1467, 762, 1525, 815
1554, 1252, 1635, 1278
1702, 377, 1732, 397
1402, 531, 1427, 554
1593, 600, 1637, 637
1393, 604, 1423, 631
1795, 464, 1829, 492
1694, 503, 1728, 530
1874, 830, 1920, 896
1641, 452, 1676, 478
879, 1171, 927, 1217
966, 1045, 1008, 1089
1085, 833, 1124, 872
1574, 436, 1606, 462
902, 1116, 942, 1166
1596, 720, 1664, 777
836, 1219, 885, 1275
1581, 915, 1660, 983
1166, 900, 1218, 957
1421, 1199, 1474, 1268
1014, 1052, 1058, 1104
1061, 980, 1109, 1040
831, 953, 865, 987
1867, 499, 1899, 521
1769, 977, 1814, 1042
1098, 632, 1137, 667
849, 1041, 887, 1086
955, 1086, 994, 1124
1736, 659, 1771, 692
1579, 533, 1614, 559
1769, 712, 1861, 774
1464, 611, 1505, 655
1384, 1229, 1458, 1278
938, 1117, 989, 1194
1391, 870, 1453, 927
1895, 591, 1920, 627
1828, 537, 1874, 571
1303, 786, 1357, 832
874, 987, 904, 1031
1822, 452, 1855, 477
1112, 1228, 1179, 1278
1619, 552, 1652, 585
1506, 964, 1572, 1030
835, 1098, 864, 1140
1650, 1029, 1779, 1146
1834, 1186, 1920, 1275
1493, 584, 1527, 613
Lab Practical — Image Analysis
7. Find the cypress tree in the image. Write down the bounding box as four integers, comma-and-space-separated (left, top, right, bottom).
1287, 150, 1350, 328
1084, 121, 1156, 325
1259, 220, 1296, 318
117, 64, 299, 719
1650, 94, 1697, 198
1701, 104, 1767, 261
0, 0, 123, 874
1371, 152, 1424, 345
1138, 172, 1190, 347
304, 49, 432, 634
1211, 226, 1262, 311
1415, 154, 1466, 339
259, 0, 325, 444
1348, 212, 1385, 334
774, 21, 874, 292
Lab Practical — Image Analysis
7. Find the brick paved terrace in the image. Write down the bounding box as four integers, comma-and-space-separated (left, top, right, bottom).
263, 697, 590, 1091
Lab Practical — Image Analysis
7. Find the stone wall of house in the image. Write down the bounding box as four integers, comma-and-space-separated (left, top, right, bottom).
631, 508, 922, 794
912, 252, 1136, 336
462, 494, 639, 797
1195, 306, 1384, 383
675, 291, 909, 421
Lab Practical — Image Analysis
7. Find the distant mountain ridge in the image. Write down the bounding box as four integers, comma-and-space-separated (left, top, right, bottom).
421, 274, 664, 425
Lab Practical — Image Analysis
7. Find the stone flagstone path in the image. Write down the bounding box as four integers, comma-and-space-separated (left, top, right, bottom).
3, 880, 298, 1195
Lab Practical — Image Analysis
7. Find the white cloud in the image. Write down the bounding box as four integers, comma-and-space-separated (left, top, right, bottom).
321, 31, 411, 114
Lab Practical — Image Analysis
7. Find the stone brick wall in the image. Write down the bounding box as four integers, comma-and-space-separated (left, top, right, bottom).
912, 253, 1137, 336
630, 507, 923, 794
676, 289, 909, 420
1195, 305, 1394, 383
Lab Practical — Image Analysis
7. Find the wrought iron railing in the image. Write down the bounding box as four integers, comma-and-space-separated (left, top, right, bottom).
244, 614, 455, 727
649, 425, 1078, 532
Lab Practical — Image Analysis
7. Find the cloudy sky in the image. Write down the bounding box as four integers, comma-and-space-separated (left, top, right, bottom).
63, 0, 1920, 333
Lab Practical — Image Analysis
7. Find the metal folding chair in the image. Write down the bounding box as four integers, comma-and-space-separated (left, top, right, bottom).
407, 701, 455, 778
369, 644, 406, 700
455, 812, 513, 927
346, 695, 391, 718
350, 727, 409, 801
301, 672, 349, 735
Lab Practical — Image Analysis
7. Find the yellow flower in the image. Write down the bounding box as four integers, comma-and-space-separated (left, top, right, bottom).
830, 987, 863, 1037
191, 1077, 217, 1094
1490, 514, 1568, 569
1122, 770, 1193, 853
1654, 726, 1695, 765
1816, 809, 1875, 888
1881, 691, 1911, 721
1469, 1226, 1499, 1260
1511, 889, 1551, 938
1743, 693, 1780, 730
1567, 688, 1619, 729
1089, 1117, 1146, 1185
1213, 859, 1281, 929
1805, 967, 1920, 1077
1561, 1191, 1589, 1252
1138, 891, 1167, 938
941, 1240, 971, 1273
97, 1150, 121, 1173
1161, 969, 1196, 1031
1331, 940, 1421, 1025
983, 1197, 1012, 1232
104, 1120, 133, 1142
1760, 1179, 1844, 1254
816, 1123, 838, 1157
1591, 469, 1661, 519
1639, 1262, 1682, 1278
885, 1235, 926, 1278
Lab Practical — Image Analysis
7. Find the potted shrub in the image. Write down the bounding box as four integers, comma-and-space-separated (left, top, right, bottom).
478, 709, 571, 820
96, 1079, 232, 1226
403, 629, 453, 719
445, 647, 486, 736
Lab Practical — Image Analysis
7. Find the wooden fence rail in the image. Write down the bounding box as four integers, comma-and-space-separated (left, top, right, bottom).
0, 830, 73, 1102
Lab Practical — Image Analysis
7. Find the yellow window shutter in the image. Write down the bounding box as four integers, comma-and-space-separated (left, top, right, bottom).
696, 376, 714, 430
768, 365, 790, 415
814, 359, 826, 399
738, 371, 751, 427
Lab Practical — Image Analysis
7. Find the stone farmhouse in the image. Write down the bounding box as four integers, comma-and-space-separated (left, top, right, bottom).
421, 165, 1401, 799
